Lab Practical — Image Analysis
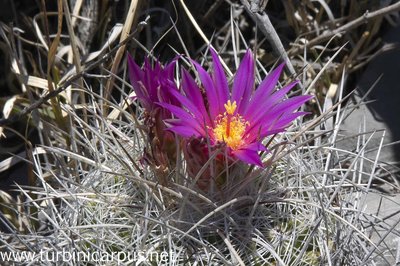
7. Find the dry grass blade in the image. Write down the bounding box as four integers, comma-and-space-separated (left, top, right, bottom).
241, 0, 297, 78
104, 0, 140, 101
1, 1, 399, 265
289, 1, 400, 56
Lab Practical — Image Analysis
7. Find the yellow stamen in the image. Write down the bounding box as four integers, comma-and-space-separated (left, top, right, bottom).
213, 100, 249, 150
224, 100, 237, 115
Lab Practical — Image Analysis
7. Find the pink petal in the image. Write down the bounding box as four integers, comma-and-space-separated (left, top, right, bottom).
246, 81, 298, 124
210, 48, 229, 111
127, 54, 147, 101
157, 102, 206, 135
191, 59, 220, 119
181, 69, 211, 125
258, 112, 309, 138
231, 50, 255, 113
168, 126, 201, 138
233, 148, 263, 167
268, 95, 313, 117
169, 88, 206, 124
246, 63, 285, 115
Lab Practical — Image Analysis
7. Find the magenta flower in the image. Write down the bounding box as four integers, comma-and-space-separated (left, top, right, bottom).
159, 49, 312, 166
127, 54, 177, 117
127, 54, 180, 176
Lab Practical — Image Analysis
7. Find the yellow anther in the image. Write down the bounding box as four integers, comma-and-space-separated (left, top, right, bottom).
224, 100, 237, 115
213, 100, 249, 150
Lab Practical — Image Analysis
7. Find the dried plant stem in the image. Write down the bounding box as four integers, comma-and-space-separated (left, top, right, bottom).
179, 0, 233, 76
104, 0, 140, 102
62, 0, 87, 123
289, 1, 400, 55
70, 0, 83, 26
46, 0, 67, 133
63, 0, 82, 83
0, 26, 138, 127
240, 0, 297, 78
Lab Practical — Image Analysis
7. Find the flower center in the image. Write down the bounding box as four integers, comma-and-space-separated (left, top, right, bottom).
213, 100, 249, 150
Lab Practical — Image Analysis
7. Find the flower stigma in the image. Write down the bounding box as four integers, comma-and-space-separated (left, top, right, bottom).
213, 100, 249, 150
224, 100, 237, 115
